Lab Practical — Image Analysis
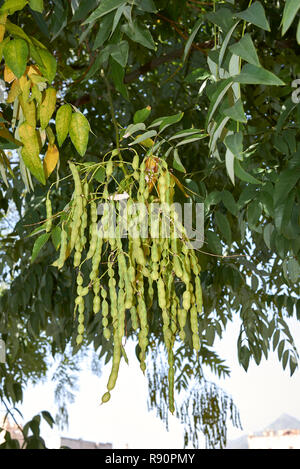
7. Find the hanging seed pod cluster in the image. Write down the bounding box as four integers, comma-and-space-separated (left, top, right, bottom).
47, 155, 203, 413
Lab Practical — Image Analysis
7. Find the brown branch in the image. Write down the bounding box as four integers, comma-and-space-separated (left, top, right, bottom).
124, 40, 213, 84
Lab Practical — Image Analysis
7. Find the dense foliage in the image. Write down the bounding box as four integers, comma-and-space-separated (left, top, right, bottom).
0, 0, 300, 449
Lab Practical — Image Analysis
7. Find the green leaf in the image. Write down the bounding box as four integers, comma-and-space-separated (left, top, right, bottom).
172, 149, 185, 173
110, 40, 129, 67
224, 132, 243, 157
233, 64, 285, 86
278, 340, 285, 361
282, 0, 300, 35
235, 1, 270, 32
225, 148, 235, 185
206, 7, 236, 32
123, 123, 146, 138
122, 22, 156, 50
69, 112, 90, 156
129, 130, 157, 146
183, 18, 201, 62
51, 225, 61, 251
92, 11, 114, 50
31, 232, 50, 262
56, 104, 72, 147
133, 0, 157, 12
206, 78, 233, 126
288, 258, 300, 283
29, 0, 43, 13
3, 38, 28, 78
35, 48, 57, 82
273, 329, 280, 351
84, 0, 127, 24
297, 19, 300, 44
133, 106, 151, 124
223, 99, 247, 123
229, 33, 260, 67
150, 112, 184, 132
290, 355, 298, 376
206, 230, 223, 255
22, 146, 45, 184
40, 87, 56, 130
109, 57, 129, 100
215, 211, 232, 245
0, 0, 28, 15
49, 0, 68, 41
221, 190, 237, 216
176, 133, 207, 147
247, 200, 262, 227
273, 168, 300, 207
169, 129, 203, 141
263, 224, 274, 250
41, 411, 55, 428
234, 159, 262, 185
239, 345, 250, 371
219, 21, 240, 69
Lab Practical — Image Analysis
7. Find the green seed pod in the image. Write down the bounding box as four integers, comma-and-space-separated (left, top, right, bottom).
93, 295, 101, 314
45, 196, 52, 233
77, 273, 83, 286
76, 334, 83, 345
157, 278, 166, 310
182, 290, 191, 311
130, 305, 139, 330
101, 391, 111, 404
195, 275, 203, 314
55, 224, 68, 269
106, 159, 113, 179
78, 324, 84, 335
132, 154, 139, 171
178, 308, 187, 341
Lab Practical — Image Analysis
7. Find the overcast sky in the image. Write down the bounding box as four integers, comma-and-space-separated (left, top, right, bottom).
12, 314, 300, 449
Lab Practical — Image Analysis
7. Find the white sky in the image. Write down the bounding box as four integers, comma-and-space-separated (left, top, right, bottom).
11, 315, 300, 449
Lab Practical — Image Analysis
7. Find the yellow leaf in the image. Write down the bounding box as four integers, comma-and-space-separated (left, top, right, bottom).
0, 128, 22, 146
135, 134, 154, 148
19, 122, 45, 184
6, 79, 21, 103
26, 64, 41, 78
18, 121, 39, 155
19, 93, 36, 128
43, 143, 59, 179
19, 75, 27, 91
4, 65, 16, 83
39, 87, 56, 129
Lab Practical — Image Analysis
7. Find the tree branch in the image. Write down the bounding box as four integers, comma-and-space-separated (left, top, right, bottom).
124, 41, 213, 84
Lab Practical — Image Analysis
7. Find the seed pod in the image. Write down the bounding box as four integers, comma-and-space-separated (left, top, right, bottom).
157, 278, 166, 310
45, 195, 52, 233
86, 201, 98, 260
130, 305, 139, 330
106, 159, 113, 178
107, 336, 121, 391
182, 290, 191, 311
178, 308, 187, 341
132, 154, 139, 171
101, 391, 111, 403
194, 275, 203, 314
55, 224, 68, 269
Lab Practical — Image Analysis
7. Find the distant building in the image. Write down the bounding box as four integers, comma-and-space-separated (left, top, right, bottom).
60, 437, 112, 449
0, 416, 24, 448
248, 429, 300, 449
226, 414, 300, 449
